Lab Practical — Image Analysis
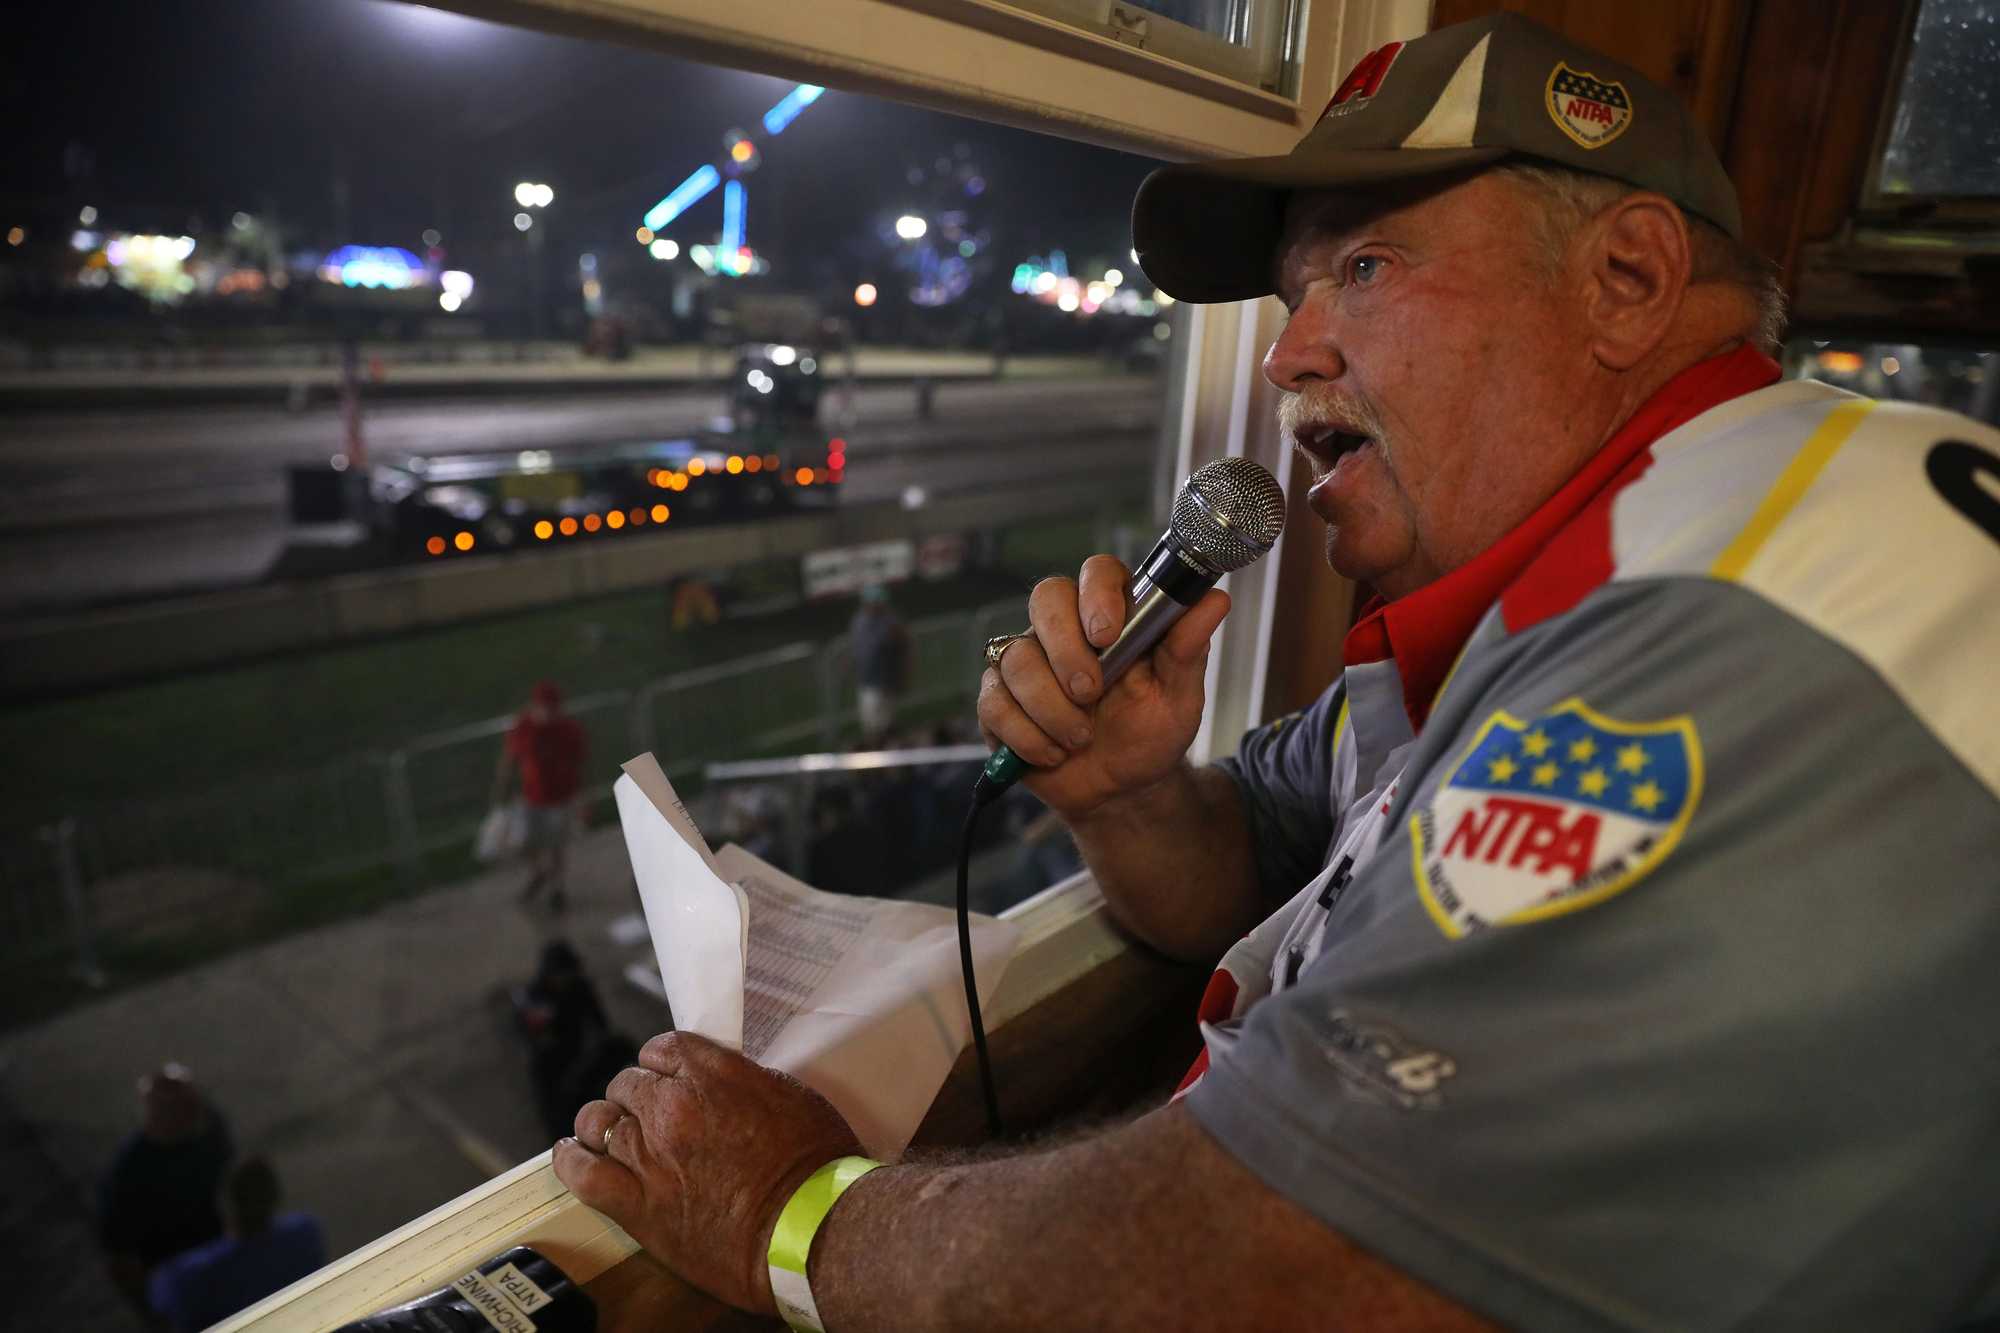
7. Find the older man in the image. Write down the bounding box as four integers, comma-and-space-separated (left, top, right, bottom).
556, 15, 2000, 1331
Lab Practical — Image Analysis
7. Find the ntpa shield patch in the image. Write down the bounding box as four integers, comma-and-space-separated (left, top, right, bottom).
1546, 62, 1632, 149
1410, 699, 1701, 937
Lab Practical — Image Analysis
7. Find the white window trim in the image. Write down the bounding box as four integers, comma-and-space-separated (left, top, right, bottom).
907, 0, 1280, 96
481, 1, 1435, 164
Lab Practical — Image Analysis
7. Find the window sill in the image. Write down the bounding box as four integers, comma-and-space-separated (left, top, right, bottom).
211, 873, 1203, 1332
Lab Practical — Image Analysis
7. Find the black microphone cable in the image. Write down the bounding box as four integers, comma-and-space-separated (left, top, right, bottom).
951, 457, 1286, 1141
956, 768, 1010, 1139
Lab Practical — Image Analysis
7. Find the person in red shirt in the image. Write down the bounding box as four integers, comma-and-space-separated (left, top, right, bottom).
493, 681, 587, 910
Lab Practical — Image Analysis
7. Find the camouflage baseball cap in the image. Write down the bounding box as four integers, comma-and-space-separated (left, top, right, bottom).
1132, 12, 1743, 303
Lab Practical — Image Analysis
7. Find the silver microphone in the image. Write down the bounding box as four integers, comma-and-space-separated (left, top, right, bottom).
978, 456, 1286, 796
1098, 456, 1288, 679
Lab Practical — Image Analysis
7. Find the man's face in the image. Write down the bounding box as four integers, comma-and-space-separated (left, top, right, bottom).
1266, 173, 1593, 599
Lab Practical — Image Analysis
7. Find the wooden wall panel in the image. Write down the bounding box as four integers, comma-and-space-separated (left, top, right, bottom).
1724, 0, 1907, 293
1426, 0, 1940, 321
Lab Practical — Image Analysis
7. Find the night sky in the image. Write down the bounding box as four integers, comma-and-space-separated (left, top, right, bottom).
12, 0, 1164, 285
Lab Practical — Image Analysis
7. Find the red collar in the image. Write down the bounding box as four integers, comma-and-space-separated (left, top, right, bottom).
1341, 344, 1782, 730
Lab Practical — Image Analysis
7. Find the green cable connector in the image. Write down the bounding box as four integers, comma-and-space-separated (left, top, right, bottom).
981, 744, 1026, 792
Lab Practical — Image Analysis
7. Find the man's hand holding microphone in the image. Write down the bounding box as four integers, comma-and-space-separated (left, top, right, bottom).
975, 456, 1285, 807
976, 553, 1233, 819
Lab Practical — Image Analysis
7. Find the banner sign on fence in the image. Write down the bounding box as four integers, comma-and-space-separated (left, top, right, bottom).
915, 534, 967, 582
802, 540, 914, 598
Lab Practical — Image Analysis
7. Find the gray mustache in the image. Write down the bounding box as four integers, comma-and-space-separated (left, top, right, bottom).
1278, 389, 1386, 447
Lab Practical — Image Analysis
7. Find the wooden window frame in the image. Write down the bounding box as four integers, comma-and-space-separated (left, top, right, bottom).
1726, 0, 1995, 338
1854, 0, 2000, 223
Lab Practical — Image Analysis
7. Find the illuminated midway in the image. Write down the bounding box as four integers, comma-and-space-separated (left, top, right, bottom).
640, 83, 823, 278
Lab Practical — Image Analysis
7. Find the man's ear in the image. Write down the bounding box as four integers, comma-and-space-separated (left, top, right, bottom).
1578, 193, 1690, 371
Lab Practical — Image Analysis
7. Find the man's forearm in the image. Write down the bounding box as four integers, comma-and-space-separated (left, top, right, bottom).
1065, 763, 1264, 962
811, 1109, 1219, 1333
807, 1104, 1492, 1333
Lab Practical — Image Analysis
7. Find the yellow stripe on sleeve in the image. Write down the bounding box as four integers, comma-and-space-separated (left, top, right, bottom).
1710, 399, 1875, 582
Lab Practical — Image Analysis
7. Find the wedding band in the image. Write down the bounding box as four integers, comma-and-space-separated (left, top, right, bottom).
985, 631, 1035, 671
603, 1116, 625, 1153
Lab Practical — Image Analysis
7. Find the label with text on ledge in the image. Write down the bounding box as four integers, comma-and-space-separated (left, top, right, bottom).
613, 753, 1021, 1158
451, 1261, 551, 1333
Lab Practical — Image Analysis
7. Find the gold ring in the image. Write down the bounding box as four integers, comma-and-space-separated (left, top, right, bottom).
602, 1116, 625, 1154
985, 631, 1035, 672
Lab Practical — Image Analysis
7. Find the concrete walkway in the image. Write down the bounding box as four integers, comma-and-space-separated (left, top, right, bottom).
0, 826, 666, 1330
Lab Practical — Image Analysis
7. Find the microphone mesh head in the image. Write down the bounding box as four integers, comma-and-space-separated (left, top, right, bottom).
1170, 457, 1286, 574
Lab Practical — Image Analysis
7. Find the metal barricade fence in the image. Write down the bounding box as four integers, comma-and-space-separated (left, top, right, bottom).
390, 689, 634, 868
0, 822, 73, 967
1, 758, 394, 983
814, 601, 1021, 743
631, 642, 829, 785
909, 610, 982, 715
73, 756, 396, 895
699, 744, 995, 890
6, 597, 1031, 983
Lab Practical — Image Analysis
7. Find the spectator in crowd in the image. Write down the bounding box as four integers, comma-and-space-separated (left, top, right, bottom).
848, 583, 912, 747
513, 940, 635, 1141
97, 1063, 234, 1317
715, 780, 791, 870
806, 785, 890, 895
145, 1156, 326, 1331
493, 680, 587, 911
669, 574, 721, 630
915, 720, 981, 856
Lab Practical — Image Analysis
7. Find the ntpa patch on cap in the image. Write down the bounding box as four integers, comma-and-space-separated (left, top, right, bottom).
1546, 62, 1633, 149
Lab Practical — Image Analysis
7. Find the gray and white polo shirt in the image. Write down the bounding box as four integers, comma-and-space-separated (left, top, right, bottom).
1190, 379, 2000, 1330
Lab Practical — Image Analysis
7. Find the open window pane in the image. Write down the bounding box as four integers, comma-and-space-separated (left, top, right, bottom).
3, 2, 1191, 1322
1876, 0, 2000, 199
1786, 337, 2000, 425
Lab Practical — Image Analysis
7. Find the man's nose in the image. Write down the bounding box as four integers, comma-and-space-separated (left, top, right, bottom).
1262, 300, 1345, 392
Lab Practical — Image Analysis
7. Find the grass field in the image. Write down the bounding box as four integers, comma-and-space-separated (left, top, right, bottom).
0, 508, 1145, 1028
3, 511, 1133, 823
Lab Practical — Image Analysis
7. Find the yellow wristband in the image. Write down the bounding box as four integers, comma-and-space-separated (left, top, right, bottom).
767, 1155, 882, 1332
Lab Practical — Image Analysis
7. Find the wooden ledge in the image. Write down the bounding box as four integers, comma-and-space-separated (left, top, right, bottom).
214, 876, 1204, 1332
